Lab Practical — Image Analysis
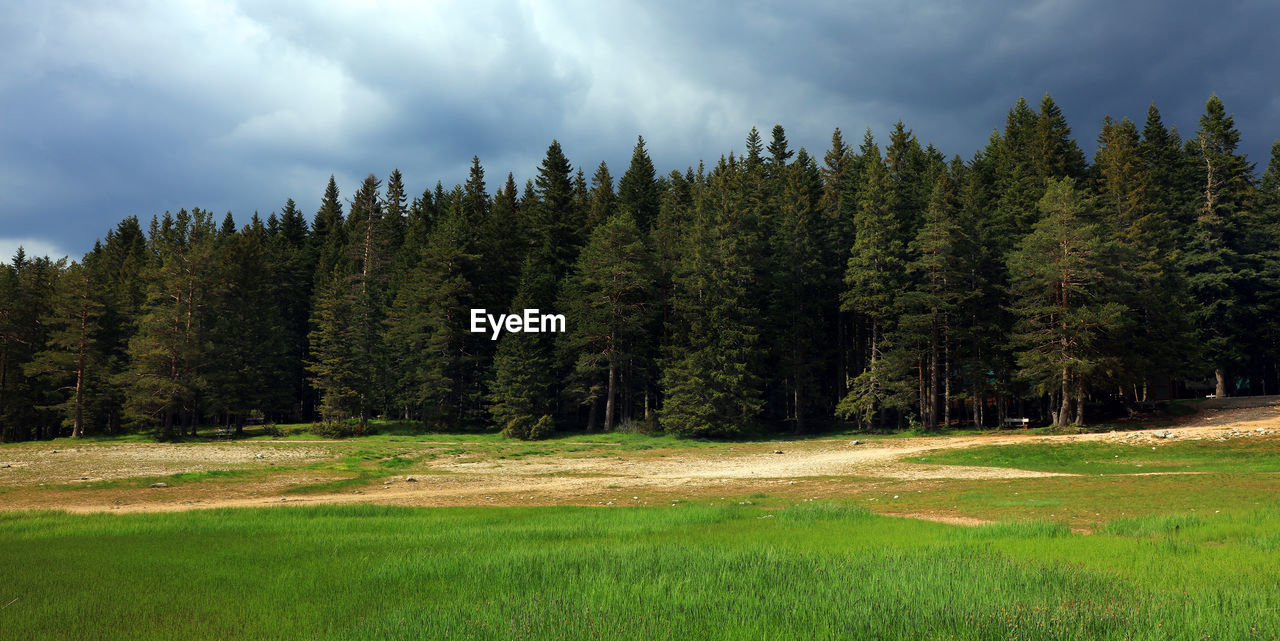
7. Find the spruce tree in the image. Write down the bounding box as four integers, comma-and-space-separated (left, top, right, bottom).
558, 211, 655, 431
1094, 116, 1192, 399
839, 145, 904, 428
122, 209, 217, 439
1184, 95, 1257, 396
312, 175, 345, 285
618, 136, 660, 232
897, 172, 968, 429
770, 154, 826, 432
1007, 179, 1126, 426
386, 197, 483, 429
205, 219, 288, 432
22, 261, 103, 437
661, 161, 764, 436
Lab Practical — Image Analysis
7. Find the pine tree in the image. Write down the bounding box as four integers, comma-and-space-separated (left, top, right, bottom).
1007, 179, 1126, 426
312, 175, 346, 285
478, 174, 524, 312
770, 154, 826, 432
308, 277, 366, 424
618, 136, 660, 232
0, 250, 61, 441
122, 209, 217, 439
386, 197, 483, 429
661, 162, 765, 436
22, 261, 103, 437
558, 212, 656, 430
268, 198, 314, 421
1184, 95, 1258, 396
897, 172, 968, 429
205, 219, 288, 432
488, 260, 558, 437
1033, 94, 1087, 181
767, 125, 794, 176
1094, 116, 1192, 399
487, 142, 579, 435
839, 145, 904, 428
584, 161, 616, 232
311, 174, 392, 423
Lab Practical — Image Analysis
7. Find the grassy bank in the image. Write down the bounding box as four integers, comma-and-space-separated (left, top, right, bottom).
2, 503, 1277, 640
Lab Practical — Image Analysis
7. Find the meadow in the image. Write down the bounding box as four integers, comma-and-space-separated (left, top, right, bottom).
3, 408, 1280, 639
2, 501, 1279, 640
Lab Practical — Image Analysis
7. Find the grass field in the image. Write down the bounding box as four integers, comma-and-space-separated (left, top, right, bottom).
4, 404, 1280, 639
2, 502, 1278, 640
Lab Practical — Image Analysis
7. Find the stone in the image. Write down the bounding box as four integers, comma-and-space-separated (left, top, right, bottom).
255, 453, 265, 459
405, 476, 418, 482
150, 482, 168, 488
850, 440, 860, 445
1, 464, 10, 468
774, 450, 784, 454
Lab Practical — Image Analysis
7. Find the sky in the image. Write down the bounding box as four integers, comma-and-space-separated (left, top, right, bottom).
3, 0, 1279, 263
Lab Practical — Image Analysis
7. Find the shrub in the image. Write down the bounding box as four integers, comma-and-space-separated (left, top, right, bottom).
502, 415, 554, 440
311, 421, 355, 439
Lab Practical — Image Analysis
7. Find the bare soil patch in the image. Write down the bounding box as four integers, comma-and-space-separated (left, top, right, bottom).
2, 397, 1277, 518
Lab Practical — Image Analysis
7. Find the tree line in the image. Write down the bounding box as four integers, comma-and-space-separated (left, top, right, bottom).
3, 94, 1279, 442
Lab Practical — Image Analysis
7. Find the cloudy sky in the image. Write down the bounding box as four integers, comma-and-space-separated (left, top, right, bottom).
3, 0, 1278, 262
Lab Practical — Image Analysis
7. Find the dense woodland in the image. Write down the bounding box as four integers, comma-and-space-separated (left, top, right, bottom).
3, 94, 1280, 442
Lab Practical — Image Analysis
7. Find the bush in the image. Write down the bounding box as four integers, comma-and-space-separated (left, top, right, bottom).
528, 415, 554, 440
501, 414, 554, 440
311, 421, 355, 439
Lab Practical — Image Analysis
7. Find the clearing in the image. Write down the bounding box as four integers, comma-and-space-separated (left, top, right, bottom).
2, 395, 1277, 529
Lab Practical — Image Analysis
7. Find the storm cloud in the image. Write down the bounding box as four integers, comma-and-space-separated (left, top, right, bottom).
3, 0, 1278, 261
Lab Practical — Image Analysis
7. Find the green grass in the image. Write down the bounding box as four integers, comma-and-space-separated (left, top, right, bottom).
916, 437, 1280, 474
50, 468, 262, 491
1, 503, 1277, 640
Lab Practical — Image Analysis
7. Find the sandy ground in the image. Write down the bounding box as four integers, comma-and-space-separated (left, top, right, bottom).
1, 396, 1277, 519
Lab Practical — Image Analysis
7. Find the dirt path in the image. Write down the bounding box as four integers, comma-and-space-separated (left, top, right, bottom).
2, 397, 1277, 515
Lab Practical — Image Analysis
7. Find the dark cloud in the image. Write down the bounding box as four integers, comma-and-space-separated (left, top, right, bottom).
2, 0, 1278, 261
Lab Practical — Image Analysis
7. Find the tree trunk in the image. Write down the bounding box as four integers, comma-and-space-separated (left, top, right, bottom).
916, 359, 926, 428
1057, 366, 1071, 427
586, 395, 599, 432
943, 339, 951, 428
604, 363, 617, 432
928, 339, 939, 430
72, 361, 85, 438
1215, 368, 1227, 398
1074, 385, 1084, 425
792, 378, 804, 435
837, 310, 848, 397
0, 346, 7, 441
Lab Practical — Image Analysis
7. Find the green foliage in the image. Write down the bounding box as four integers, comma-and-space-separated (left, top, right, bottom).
1007, 179, 1127, 425
558, 211, 656, 431
501, 413, 555, 440
661, 160, 765, 437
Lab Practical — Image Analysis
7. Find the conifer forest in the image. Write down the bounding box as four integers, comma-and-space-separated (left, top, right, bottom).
4, 94, 1280, 442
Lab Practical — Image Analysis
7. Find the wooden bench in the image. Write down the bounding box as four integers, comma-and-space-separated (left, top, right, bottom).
1002, 418, 1030, 426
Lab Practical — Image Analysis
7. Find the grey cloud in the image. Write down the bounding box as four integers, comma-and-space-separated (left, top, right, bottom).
3, 0, 1279, 262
